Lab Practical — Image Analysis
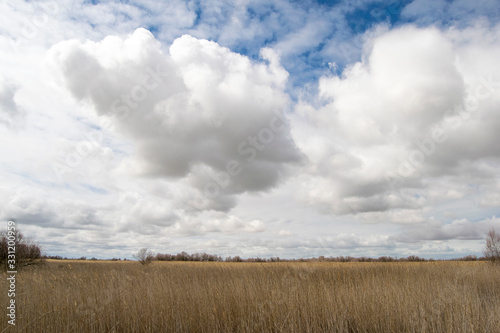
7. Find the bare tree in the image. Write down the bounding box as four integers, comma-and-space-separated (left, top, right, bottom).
134, 248, 154, 265
0, 227, 43, 268
484, 228, 500, 264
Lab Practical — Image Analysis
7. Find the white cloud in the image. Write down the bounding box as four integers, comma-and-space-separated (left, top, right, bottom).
48, 28, 303, 211
292, 24, 500, 219
277, 229, 293, 236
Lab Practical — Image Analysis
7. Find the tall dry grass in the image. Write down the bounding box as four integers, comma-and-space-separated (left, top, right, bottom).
1, 260, 500, 332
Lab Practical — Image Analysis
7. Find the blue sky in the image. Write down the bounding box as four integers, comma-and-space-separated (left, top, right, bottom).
1, 0, 500, 260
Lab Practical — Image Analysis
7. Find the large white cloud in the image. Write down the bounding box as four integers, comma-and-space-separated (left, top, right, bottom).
293, 24, 500, 217
48, 28, 303, 211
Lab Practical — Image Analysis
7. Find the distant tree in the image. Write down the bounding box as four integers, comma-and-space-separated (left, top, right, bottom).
227, 256, 242, 262
175, 251, 190, 261
484, 228, 500, 264
406, 255, 425, 262
156, 253, 173, 261
459, 255, 477, 262
0, 225, 43, 268
134, 248, 154, 265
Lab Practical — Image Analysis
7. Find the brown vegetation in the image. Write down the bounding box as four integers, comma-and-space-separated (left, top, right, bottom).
1, 260, 499, 332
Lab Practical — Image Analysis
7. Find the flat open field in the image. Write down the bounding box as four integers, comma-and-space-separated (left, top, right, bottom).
1, 260, 500, 332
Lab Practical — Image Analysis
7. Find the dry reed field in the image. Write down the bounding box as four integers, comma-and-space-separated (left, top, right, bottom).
1, 260, 500, 332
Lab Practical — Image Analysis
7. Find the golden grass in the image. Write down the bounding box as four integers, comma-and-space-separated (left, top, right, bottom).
1, 260, 500, 332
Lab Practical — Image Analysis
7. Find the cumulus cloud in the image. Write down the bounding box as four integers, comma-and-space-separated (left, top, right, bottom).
292, 24, 500, 216
48, 28, 303, 211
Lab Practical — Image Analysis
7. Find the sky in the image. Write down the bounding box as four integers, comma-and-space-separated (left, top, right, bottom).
1, 0, 500, 260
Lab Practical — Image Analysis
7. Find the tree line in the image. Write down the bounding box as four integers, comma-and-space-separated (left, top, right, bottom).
2, 227, 500, 266
151, 252, 485, 263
